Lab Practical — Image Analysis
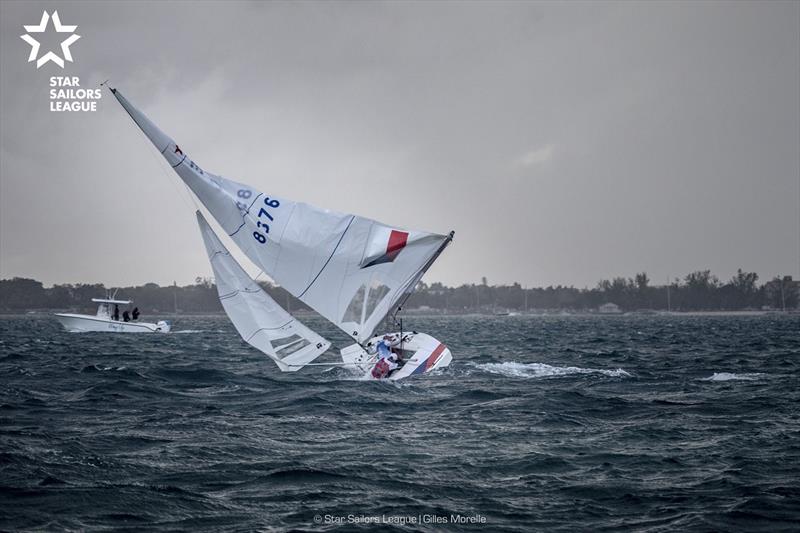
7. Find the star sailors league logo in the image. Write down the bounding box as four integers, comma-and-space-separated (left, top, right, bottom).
361, 228, 409, 268
20, 11, 80, 68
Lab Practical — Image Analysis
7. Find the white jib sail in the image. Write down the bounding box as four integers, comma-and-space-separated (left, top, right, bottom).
196, 211, 331, 371
112, 88, 453, 344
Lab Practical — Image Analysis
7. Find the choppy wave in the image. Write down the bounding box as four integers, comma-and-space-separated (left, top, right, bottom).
471, 361, 631, 378
1, 313, 798, 532
702, 372, 765, 381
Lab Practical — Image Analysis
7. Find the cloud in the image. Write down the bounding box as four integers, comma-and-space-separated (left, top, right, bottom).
1, 1, 798, 288
516, 143, 555, 168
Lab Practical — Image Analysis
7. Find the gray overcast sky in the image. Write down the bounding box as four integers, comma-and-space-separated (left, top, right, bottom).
1, 0, 798, 289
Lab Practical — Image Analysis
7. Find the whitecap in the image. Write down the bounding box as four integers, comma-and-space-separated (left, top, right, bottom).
702, 372, 763, 382
472, 361, 631, 379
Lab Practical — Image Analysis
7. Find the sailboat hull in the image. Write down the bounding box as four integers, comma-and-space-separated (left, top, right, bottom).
54, 314, 171, 333
340, 332, 452, 380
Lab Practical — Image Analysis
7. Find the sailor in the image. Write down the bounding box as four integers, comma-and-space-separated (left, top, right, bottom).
376, 337, 394, 360
132, 307, 140, 321
122, 310, 130, 322
113, 305, 120, 321
371, 335, 401, 378
371, 354, 398, 379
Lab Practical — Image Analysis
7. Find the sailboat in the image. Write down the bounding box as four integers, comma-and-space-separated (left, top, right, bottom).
108, 87, 454, 379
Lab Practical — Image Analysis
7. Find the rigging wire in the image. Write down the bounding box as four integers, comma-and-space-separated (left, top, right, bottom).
104, 84, 199, 215
133, 129, 199, 215
129, 121, 270, 303
110, 91, 261, 280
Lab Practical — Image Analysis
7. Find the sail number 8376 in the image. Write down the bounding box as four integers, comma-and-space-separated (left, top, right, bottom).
237, 190, 280, 245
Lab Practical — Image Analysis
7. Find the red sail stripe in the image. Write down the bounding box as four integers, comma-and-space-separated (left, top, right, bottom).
385, 230, 408, 259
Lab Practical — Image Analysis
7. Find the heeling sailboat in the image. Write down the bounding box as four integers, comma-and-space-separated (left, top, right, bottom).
108, 86, 454, 379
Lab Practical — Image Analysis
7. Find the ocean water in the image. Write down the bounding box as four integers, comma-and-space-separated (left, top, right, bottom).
1, 313, 798, 532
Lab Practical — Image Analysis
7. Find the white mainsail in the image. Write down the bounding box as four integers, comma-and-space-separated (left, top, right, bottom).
196, 211, 330, 371
111, 88, 453, 344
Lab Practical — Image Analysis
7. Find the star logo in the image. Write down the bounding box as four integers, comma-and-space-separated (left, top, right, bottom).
20, 11, 80, 69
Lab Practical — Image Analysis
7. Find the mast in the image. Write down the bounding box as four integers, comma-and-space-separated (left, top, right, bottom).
780, 278, 786, 312
391, 230, 454, 319
666, 277, 671, 312
524, 285, 528, 313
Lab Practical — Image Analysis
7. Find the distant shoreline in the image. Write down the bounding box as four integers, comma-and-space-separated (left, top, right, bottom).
5, 309, 796, 318
2, 273, 797, 315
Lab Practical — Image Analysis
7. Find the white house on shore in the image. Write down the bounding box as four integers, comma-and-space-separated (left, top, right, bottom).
598, 302, 622, 314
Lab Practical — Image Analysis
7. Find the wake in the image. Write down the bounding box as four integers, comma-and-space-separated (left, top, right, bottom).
701, 372, 764, 382
470, 361, 631, 379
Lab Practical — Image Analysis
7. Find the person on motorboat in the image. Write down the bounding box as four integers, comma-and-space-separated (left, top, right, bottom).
122, 310, 130, 322
132, 307, 140, 321
113, 305, 120, 321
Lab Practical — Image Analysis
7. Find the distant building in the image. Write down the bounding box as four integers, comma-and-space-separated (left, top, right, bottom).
598, 302, 622, 314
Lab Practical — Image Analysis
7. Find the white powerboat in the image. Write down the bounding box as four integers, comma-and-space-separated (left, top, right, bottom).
55, 298, 171, 333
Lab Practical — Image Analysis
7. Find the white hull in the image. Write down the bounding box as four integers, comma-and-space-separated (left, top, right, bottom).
340, 331, 452, 381
54, 313, 171, 333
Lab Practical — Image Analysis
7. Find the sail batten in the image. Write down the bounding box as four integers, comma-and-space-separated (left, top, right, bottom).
111, 88, 453, 343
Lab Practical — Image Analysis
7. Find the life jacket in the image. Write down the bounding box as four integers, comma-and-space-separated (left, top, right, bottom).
371, 358, 390, 379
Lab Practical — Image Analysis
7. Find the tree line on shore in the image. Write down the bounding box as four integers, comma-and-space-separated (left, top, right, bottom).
0, 270, 797, 314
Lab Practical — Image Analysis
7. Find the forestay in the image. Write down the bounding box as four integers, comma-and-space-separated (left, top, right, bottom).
196, 211, 330, 371
111, 89, 453, 344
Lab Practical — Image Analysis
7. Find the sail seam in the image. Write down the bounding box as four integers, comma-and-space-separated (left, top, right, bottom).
245, 321, 294, 342
297, 215, 356, 298
229, 193, 263, 237
219, 287, 263, 300
172, 154, 187, 168
361, 233, 454, 341
209, 250, 230, 260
